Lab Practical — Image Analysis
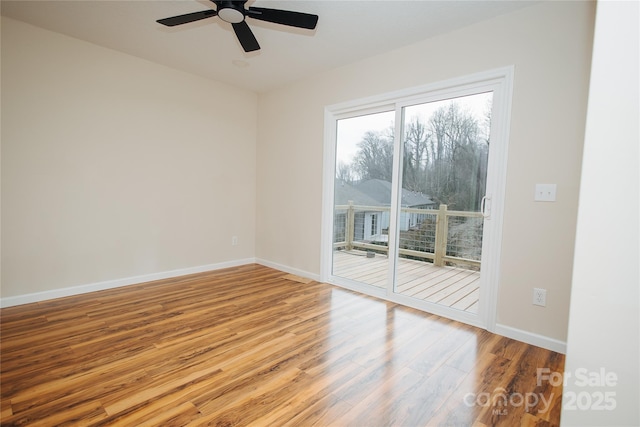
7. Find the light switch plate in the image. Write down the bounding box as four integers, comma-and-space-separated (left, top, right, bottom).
535, 184, 557, 202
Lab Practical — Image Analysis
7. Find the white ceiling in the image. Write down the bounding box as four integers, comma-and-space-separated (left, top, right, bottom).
1, 0, 537, 93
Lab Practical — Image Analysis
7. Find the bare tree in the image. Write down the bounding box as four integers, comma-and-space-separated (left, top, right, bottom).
403, 117, 430, 192
353, 130, 394, 182
423, 102, 487, 210
336, 161, 356, 183
346, 100, 491, 212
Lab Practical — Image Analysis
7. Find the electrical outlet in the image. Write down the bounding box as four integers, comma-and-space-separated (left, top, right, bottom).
535, 184, 557, 202
232, 236, 238, 246
533, 288, 547, 307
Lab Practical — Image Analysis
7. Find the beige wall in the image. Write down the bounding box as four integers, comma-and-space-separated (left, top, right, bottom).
563, 1, 639, 424
256, 1, 595, 343
1, 17, 257, 299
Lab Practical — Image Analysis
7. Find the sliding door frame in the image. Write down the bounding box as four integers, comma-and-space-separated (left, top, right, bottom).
321, 67, 514, 331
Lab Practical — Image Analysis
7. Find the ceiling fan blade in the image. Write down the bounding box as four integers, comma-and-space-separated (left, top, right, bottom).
157, 10, 217, 27
232, 21, 260, 52
246, 7, 318, 30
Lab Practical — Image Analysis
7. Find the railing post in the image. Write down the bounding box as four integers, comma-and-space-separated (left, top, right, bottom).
346, 200, 354, 251
434, 204, 448, 266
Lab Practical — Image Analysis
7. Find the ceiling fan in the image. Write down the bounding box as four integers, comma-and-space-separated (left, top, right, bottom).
157, 0, 319, 53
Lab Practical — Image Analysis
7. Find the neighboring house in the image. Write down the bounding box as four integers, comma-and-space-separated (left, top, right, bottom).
333, 180, 382, 243
334, 179, 436, 243
354, 179, 436, 232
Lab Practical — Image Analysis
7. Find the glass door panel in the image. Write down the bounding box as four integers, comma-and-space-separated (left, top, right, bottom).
394, 92, 493, 314
331, 110, 395, 292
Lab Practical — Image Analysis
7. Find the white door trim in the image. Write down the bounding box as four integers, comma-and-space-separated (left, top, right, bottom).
321, 66, 514, 332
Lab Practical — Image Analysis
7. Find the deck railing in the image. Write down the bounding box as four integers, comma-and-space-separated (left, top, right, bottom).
334, 202, 483, 268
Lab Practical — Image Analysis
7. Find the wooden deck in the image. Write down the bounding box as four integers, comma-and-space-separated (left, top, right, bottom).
333, 250, 480, 314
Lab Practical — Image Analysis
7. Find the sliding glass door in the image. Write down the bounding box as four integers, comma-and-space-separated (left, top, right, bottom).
331, 110, 394, 296
393, 93, 492, 315
324, 69, 512, 327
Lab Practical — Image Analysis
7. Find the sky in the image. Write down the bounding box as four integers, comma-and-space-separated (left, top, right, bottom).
336, 110, 394, 166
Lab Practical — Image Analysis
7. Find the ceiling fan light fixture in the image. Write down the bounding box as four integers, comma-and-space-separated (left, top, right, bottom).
217, 7, 244, 23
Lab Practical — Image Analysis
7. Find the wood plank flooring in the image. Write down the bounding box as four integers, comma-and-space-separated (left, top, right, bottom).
0, 264, 564, 426
333, 251, 480, 313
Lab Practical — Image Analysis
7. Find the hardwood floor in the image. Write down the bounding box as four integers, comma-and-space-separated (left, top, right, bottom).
1, 264, 564, 426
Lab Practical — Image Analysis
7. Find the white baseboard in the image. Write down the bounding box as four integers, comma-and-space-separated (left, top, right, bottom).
255, 258, 321, 282
493, 323, 567, 354
0, 258, 256, 308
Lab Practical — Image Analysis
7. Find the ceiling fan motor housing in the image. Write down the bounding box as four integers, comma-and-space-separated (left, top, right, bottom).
215, 0, 247, 23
